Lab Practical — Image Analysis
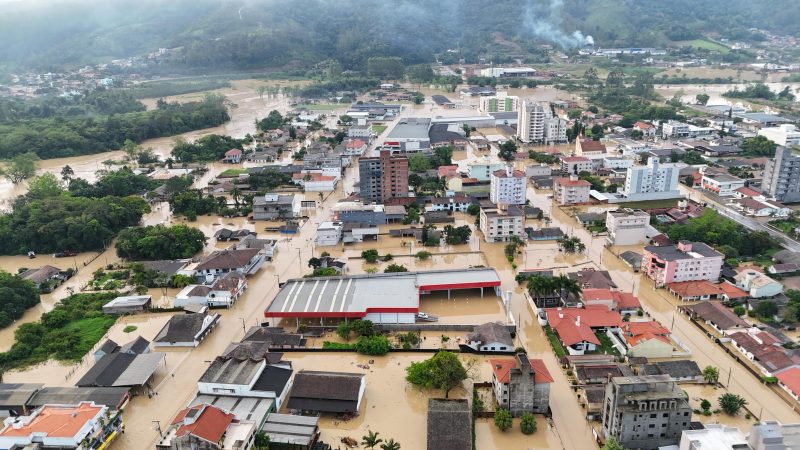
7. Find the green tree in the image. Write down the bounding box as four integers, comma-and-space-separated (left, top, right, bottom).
718, 393, 747, 415
602, 437, 628, 450
405, 350, 468, 398
696, 93, 710, 105
700, 399, 712, 412
336, 321, 352, 340
115, 225, 207, 260
584, 67, 599, 88
362, 249, 380, 263
60, 165, 74, 182
740, 135, 777, 157
415, 251, 431, 260
408, 154, 431, 172
462, 123, 471, 137
702, 366, 720, 384
494, 408, 512, 431
754, 300, 778, 319
3, 152, 39, 184
27, 173, 64, 199
520, 412, 537, 434
467, 204, 480, 216
361, 430, 383, 449
257, 110, 284, 131
499, 141, 517, 162
379, 439, 401, 450
254, 430, 270, 449
355, 335, 390, 355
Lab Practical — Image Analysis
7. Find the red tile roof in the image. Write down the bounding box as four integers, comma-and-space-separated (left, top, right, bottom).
545, 307, 622, 346
578, 140, 606, 152
529, 358, 554, 383
623, 321, 672, 346
0, 402, 102, 438
736, 186, 761, 197
634, 121, 654, 130
438, 165, 459, 178
489, 358, 553, 384
346, 139, 366, 148
173, 404, 234, 444
225, 148, 243, 156
667, 280, 725, 298
580, 289, 641, 311
492, 168, 525, 178
777, 367, 800, 396
561, 156, 590, 163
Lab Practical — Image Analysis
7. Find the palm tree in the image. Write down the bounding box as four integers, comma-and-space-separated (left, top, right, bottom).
231, 187, 242, 208
361, 430, 383, 449
254, 430, 270, 449
554, 274, 581, 302
380, 439, 401, 450
527, 275, 556, 306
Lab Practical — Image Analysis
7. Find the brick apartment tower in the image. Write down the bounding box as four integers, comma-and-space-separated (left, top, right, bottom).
358, 150, 409, 203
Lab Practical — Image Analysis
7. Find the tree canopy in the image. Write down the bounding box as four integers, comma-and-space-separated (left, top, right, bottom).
405, 350, 468, 398
0, 272, 40, 329
115, 225, 207, 260
171, 134, 244, 163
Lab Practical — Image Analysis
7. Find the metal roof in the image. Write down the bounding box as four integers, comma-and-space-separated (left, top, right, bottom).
112, 353, 165, 387
265, 268, 500, 318
190, 394, 274, 423
0, 383, 42, 407
262, 413, 319, 446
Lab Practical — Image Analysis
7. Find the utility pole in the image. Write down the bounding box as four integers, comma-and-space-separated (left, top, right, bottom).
152, 420, 163, 439
726, 367, 732, 387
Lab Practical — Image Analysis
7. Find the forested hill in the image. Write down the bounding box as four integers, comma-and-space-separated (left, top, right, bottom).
1, 0, 799, 74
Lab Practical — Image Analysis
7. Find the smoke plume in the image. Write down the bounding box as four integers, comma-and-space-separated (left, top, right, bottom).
522, 0, 594, 49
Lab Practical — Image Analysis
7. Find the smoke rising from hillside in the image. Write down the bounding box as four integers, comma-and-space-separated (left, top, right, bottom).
522, 0, 594, 49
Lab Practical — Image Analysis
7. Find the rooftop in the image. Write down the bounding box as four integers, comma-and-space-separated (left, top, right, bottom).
0, 402, 103, 439
265, 268, 500, 318
195, 248, 260, 271
683, 301, 749, 330
172, 404, 234, 444
555, 177, 591, 188
644, 241, 724, 261
427, 399, 471, 450
387, 117, 431, 140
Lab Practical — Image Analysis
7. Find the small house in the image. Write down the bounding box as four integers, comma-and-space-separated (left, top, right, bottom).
462, 322, 514, 353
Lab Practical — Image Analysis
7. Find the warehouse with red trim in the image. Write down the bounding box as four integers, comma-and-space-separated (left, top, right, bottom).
264, 268, 501, 324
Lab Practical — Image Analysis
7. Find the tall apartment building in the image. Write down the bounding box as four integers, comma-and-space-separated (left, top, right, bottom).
601, 375, 692, 450
642, 241, 725, 286
621, 158, 681, 201
358, 150, 409, 203
758, 124, 800, 147
517, 101, 567, 144
605, 209, 649, 246
553, 175, 591, 205
479, 92, 519, 112
489, 353, 552, 416
479, 204, 525, 242
490, 166, 526, 205
762, 146, 800, 203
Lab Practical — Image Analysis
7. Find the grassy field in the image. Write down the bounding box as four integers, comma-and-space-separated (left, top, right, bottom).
676, 39, 730, 54
63, 316, 117, 357
219, 168, 248, 177
372, 124, 388, 134
544, 325, 567, 358
616, 198, 680, 210
594, 332, 621, 356
131, 78, 232, 99
295, 103, 341, 111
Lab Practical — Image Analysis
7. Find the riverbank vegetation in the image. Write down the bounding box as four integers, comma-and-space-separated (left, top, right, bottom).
0, 273, 40, 329
0, 292, 118, 371
115, 225, 207, 260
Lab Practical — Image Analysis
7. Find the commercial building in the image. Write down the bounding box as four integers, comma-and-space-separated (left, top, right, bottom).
153, 312, 221, 347
517, 100, 567, 144
480, 67, 537, 78
662, 120, 691, 139
489, 354, 551, 416
264, 268, 501, 324
526, 164, 552, 178
479, 204, 525, 242
358, 150, 409, 203
642, 241, 725, 286
621, 158, 681, 201
701, 172, 746, 196
490, 167, 526, 205
554, 176, 591, 205
333, 202, 387, 225
748, 421, 800, 449
758, 124, 800, 147
605, 209, 650, 246
383, 118, 431, 154
600, 375, 692, 450
762, 146, 800, 203
479, 92, 520, 112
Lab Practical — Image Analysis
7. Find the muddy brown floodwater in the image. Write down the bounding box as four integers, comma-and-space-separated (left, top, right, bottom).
3, 79, 798, 450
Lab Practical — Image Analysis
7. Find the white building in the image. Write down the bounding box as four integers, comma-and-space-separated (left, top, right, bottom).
662, 120, 691, 139
526, 164, 552, 177
560, 156, 593, 175
480, 204, 525, 243
467, 156, 506, 181
603, 157, 634, 170
677, 424, 748, 450
621, 158, 681, 201
480, 67, 537, 78
517, 100, 567, 144
490, 166, 526, 205
316, 221, 343, 246
758, 124, 800, 147
554, 176, 591, 205
0, 402, 109, 450
479, 92, 520, 112
701, 173, 746, 197
605, 209, 650, 246
734, 270, 784, 299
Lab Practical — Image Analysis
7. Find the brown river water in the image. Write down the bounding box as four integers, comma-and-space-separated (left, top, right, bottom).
1, 80, 798, 449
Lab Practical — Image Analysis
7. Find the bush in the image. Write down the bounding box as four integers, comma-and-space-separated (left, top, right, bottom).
415, 250, 432, 260
355, 335, 390, 355
700, 399, 711, 411
733, 306, 746, 316
361, 249, 379, 263
520, 412, 537, 435
123, 325, 138, 333
494, 408, 512, 431
322, 341, 355, 350
381, 253, 393, 262
384, 263, 408, 273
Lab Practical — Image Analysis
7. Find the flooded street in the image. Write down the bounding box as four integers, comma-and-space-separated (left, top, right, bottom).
656, 81, 800, 107
0, 78, 798, 450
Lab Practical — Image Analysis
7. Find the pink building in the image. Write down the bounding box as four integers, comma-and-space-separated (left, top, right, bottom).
642, 241, 724, 287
